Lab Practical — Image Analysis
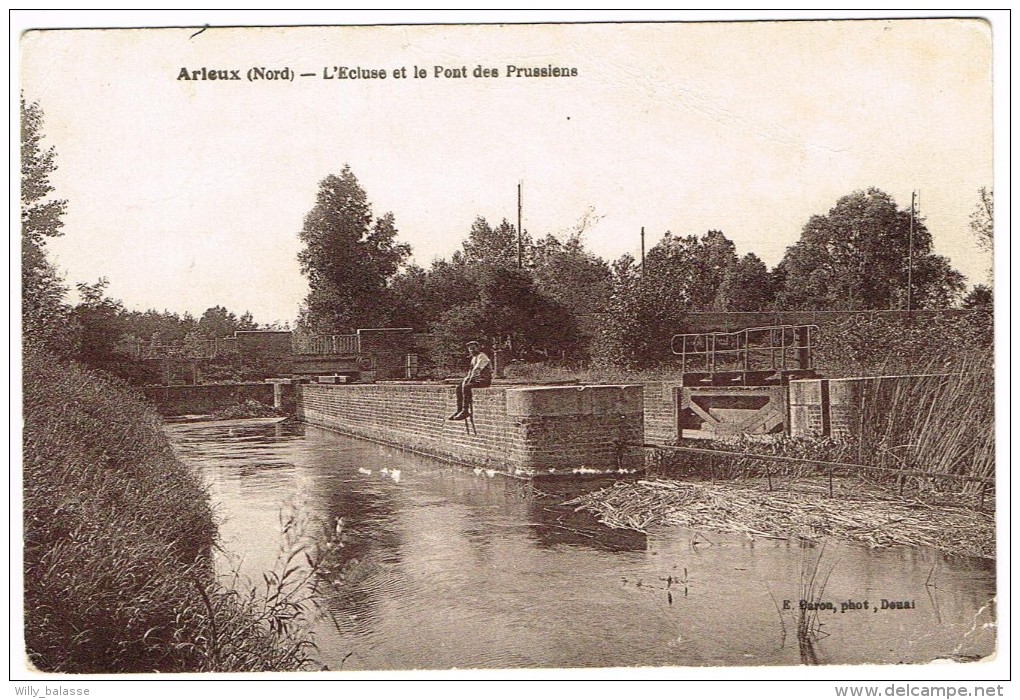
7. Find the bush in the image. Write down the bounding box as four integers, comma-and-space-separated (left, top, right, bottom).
812, 311, 992, 376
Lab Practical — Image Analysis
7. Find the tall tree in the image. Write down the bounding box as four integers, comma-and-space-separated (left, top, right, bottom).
297, 166, 411, 334
961, 284, 992, 310
531, 232, 612, 360
593, 230, 754, 367
198, 305, 240, 340
778, 188, 965, 310
389, 261, 478, 333
643, 230, 739, 311
458, 216, 530, 268
237, 311, 259, 331
713, 252, 774, 311
21, 97, 76, 354
430, 265, 577, 361
591, 254, 650, 368
969, 187, 993, 282
73, 278, 125, 366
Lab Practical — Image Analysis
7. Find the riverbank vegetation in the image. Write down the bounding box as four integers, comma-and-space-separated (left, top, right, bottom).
566, 348, 995, 558
23, 344, 322, 672
571, 348, 999, 559
648, 349, 995, 494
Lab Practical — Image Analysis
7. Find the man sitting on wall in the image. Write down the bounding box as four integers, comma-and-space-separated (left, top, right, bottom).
448, 340, 492, 421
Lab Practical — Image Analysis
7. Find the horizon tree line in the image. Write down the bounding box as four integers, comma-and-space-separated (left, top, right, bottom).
296, 166, 989, 367
22, 97, 993, 375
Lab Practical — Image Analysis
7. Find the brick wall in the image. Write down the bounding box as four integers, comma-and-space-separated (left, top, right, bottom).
298, 382, 644, 477
642, 382, 683, 444
789, 379, 829, 437
789, 375, 949, 441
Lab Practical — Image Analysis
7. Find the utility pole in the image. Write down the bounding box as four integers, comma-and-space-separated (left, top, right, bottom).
640, 226, 645, 273
907, 190, 916, 317
517, 181, 523, 269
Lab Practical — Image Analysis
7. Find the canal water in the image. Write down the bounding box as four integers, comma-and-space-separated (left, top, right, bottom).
167, 418, 995, 670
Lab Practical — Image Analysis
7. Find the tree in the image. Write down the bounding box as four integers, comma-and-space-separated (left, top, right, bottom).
430, 265, 577, 361
969, 187, 993, 282
643, 230, 739, 311
591, 254, 649, 368
778, 188, 965, 310
458, 217, 529, 267
531, 232, 612, 360
73, 278, 126, 366
962, 284, 993, 310
713, 252, 774, 311
21, 97, 76, 354
237, 311, 259, 331
297, 166, 411, 334
389, 258, 478, 332
198, 305, 240, 340
909, 254, 966, 309
592, 230, 749, 368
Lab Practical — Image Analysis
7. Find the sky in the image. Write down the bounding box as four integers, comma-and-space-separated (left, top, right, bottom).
18, 14, 995, 326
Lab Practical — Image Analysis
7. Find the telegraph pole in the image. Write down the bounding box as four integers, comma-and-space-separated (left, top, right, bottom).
641, 226, 645, 273
907, 190, 916, 317
517, 181, 523, 269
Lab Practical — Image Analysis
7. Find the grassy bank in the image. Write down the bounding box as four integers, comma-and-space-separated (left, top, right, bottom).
23, 344, 319, 672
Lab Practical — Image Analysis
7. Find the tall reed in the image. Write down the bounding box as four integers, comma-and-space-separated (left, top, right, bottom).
797, 545, 835, 665
851, 350, 995, 493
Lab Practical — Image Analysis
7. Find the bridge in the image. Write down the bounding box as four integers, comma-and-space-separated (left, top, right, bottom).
131, 327, 419, 383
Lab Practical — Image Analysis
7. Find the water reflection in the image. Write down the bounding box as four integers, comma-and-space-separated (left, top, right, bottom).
523, 480, 647, 552
167, 419, 996, 670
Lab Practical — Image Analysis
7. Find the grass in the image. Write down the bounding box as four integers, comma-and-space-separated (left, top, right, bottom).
23, 343, 321, 672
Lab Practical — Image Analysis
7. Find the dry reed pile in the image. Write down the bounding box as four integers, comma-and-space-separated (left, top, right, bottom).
565, 479, 994, 559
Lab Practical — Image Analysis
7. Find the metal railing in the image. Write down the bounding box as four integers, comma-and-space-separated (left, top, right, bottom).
136, 339, 222, 359
671, 324, 819, 375
292, 334, 361, 355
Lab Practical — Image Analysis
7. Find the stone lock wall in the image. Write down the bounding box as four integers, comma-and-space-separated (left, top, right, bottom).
788, 379, 830, 438
298, 382, 644, 477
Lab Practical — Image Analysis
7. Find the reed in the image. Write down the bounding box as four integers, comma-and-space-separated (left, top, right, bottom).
851, 350, 995, 495
565, 480, 993, 558
796, 545, 835, 665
